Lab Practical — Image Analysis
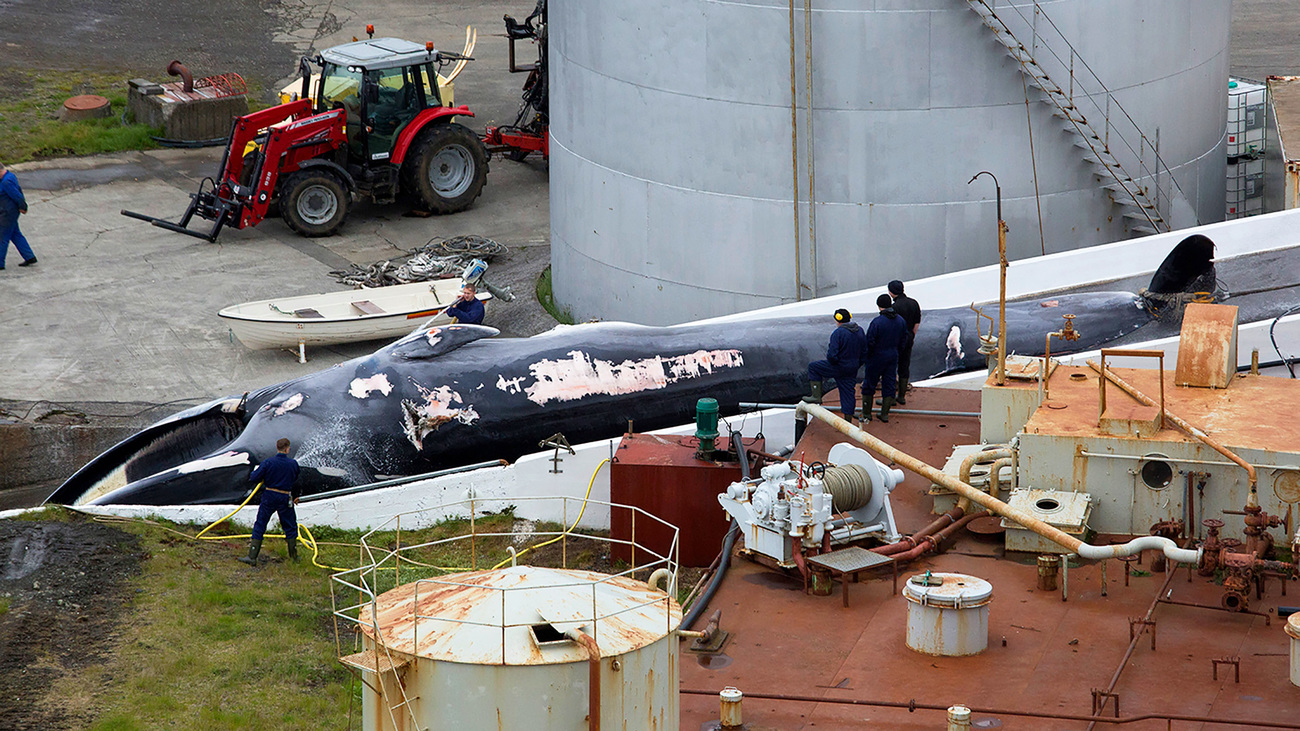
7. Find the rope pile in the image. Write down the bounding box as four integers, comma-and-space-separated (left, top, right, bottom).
330, 235, 509, 288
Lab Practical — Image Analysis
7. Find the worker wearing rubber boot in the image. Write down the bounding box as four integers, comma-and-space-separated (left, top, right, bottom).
862, 294, 908, 423
887, 280, 921, 404
805, 308, 867, 426
239, 438, 301, 565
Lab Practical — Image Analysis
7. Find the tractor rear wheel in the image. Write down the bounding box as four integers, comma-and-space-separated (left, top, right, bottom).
405, 123, 488, 214
280, 171, 349, 237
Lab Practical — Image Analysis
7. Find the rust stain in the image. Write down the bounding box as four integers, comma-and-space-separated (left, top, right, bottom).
1072, 443, 1088, 491
358, 566, 680, 665
1025, 364, 1300, 456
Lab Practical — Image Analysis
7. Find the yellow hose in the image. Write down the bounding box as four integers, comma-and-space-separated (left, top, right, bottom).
490, 458, 610, 571
195, 483, 262, 539
193, 482, 349, 571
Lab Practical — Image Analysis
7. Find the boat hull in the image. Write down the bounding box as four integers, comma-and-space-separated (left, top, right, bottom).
217, 280, 490, 350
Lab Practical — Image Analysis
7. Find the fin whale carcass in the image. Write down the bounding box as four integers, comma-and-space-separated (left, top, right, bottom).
50, 236, 1219, 506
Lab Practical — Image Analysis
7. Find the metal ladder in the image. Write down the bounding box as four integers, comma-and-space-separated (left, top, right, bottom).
339, 641, 424, 730
964, 0, 1188, 234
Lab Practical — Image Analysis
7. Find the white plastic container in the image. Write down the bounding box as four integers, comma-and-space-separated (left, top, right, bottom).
1228, 78, 1267, 159
903, 572, 992, 656
1285, 613, 1300, 687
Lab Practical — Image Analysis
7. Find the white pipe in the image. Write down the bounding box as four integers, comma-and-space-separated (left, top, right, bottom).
1079, 450, 1296, 471
829, 522, 885, 543
795, 402, 1203, 566
1076, 535, 1199, 563
647, 568, 674, 595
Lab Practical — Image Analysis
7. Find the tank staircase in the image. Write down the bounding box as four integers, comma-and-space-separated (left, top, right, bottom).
964, 0, 1196, 235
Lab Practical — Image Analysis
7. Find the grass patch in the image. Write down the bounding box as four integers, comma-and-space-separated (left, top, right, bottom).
0, 596, 9, 617
0, 69, 161, 163
536, 265, 575, 325
30, 508, 635, 730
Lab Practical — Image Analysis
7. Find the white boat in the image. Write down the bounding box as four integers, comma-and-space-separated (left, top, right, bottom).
218, 279, 491, 354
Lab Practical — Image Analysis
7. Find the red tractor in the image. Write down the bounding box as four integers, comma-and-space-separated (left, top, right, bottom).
124, 37, 489, 241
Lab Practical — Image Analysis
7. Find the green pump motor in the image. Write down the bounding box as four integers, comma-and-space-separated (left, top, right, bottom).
694, 397, 719, 460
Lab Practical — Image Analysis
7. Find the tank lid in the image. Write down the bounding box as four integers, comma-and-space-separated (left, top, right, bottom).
1287, 612, 1300, 639
360, 565, 681, 666
903, 572, 993, 608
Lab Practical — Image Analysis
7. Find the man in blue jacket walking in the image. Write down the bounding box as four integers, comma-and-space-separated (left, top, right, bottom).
0, 162, 36, 270
239, 438, 302, 565
805, 308, 867, 426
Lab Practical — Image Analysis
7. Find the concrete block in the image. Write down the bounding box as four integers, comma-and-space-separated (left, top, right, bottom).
0, 423, 139, 492
128, 81, 247, 141
128, 78, 164, 95
61, 95, 112, 122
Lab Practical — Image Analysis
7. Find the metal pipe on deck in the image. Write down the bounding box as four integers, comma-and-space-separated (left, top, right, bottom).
795, 402, 1201, 565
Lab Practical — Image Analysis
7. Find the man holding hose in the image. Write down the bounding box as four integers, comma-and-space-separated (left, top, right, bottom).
238, 437, 301, 565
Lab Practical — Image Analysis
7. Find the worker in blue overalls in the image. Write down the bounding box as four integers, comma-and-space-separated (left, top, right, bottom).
238, 437, 301, 565
862, 294, 909, 423
0, 161, 36, 270
805, 308, 867, 426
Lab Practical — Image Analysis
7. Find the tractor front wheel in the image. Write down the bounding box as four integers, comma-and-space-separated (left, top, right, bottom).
280, 171, 349, 237
406, 123, 488, 214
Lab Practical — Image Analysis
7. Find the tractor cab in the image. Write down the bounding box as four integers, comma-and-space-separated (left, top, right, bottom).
316, 38, 444, 164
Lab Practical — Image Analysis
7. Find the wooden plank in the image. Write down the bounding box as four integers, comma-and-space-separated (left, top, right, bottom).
351, 300, 385, 315
339, 649, 409, 674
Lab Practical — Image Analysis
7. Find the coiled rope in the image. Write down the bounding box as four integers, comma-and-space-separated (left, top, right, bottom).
820, 463, 872, 512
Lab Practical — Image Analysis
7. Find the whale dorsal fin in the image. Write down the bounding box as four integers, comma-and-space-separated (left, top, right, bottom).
386, 324, 499, 360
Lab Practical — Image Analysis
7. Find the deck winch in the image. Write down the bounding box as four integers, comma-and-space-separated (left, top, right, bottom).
718, 443, 903, 565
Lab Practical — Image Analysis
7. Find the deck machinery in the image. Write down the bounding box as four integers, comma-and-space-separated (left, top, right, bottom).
935, 302, 1300, 614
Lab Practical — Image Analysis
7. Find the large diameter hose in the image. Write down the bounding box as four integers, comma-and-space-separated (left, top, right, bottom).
796, 402, 1201, 565
683, 525, 739, 631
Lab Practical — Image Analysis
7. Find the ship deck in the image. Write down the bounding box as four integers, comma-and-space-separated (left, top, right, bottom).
678, 387, 1299, 730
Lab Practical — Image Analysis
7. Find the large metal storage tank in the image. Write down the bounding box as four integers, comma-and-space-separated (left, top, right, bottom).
550, 0, 1231, 324
351, 565, 680, 730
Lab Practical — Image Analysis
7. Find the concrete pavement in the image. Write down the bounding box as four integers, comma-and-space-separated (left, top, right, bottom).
1, 144, 549, 405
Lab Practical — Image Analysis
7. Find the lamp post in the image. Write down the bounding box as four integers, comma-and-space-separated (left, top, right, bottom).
968, 171, 1008, 386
